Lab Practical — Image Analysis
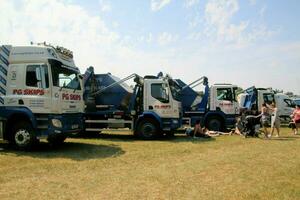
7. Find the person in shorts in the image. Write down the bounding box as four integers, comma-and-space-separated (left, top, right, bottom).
290, 104, 300, 135
269, 102, 280, 137
259, 103, 271, 138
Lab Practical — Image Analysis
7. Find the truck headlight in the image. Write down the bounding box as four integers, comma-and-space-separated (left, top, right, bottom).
52, 119, 62, 128
131, 110, 136, 115
172, 119, 178, 124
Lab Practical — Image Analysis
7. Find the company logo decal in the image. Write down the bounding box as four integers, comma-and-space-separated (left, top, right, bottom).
62, 93, 81, 101
154, 105, 171, 109
13, 89, 45, 95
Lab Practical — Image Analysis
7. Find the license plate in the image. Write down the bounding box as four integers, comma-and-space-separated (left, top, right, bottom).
71, 124, 79, 129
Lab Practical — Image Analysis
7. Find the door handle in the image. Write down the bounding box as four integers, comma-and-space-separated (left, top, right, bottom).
18, 99, 24, 105
149, 106, 153, 110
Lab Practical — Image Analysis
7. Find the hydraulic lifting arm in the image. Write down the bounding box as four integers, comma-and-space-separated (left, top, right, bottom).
91, 73, 142, 96
182, 76, 208, 90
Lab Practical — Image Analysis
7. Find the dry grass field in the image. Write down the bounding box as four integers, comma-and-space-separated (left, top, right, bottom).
0, 127, 300, 200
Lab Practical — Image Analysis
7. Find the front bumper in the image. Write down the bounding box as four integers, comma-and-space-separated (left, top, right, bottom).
38, 113, 84, 137
161, 118, 182, 131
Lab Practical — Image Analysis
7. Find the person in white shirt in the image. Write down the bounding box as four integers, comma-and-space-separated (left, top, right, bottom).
269, 102, 280, 137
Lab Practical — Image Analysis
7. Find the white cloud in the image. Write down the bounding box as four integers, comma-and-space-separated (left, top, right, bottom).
249, 0, 257, 6
205, 0, 239, 29
184, 0, 199, 8
187, 32, 202, 40
0, 0, 136, 76
203, 0, 274, 46
188, 12, 202, 28
138, 33, 153, 44
0, 0, 177, 79
157, 32, 178, 45
99, 0, 111, 12
259, 5, 266, 17
0, 0, 297, 94
151, 0, 171, 11
204, 0, 243, 43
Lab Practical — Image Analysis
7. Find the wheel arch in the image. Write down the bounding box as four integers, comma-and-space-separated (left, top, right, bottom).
3, 108, 36, 140
135, 111, 162, 130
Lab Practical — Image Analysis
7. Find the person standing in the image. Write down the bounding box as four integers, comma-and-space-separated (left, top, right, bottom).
290, 104, 300, 135
259, 103, 271, 138
269, 102, 280, 137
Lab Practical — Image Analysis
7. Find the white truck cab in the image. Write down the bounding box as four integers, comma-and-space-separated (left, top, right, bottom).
210, 84, 239, 116
0, 43, 84, 149
238, 87, 295, 120
143, 78, 181, 119
177, 77, 239, 131
274, 93, 295, 120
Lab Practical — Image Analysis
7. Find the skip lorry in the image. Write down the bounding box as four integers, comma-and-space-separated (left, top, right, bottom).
0, 43, 84, 149
83, 68, 181, 139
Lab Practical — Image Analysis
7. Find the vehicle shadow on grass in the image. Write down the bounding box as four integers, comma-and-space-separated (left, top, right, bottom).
168, 135, 216, 143
78, 133, 216, 143
0, 141, 125, 161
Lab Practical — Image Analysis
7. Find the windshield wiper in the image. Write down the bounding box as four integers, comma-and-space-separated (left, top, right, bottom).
59, 85, 67, 91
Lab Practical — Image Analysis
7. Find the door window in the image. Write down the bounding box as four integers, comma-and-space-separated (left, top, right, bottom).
26, 64, 49, 88
151, 83, 169, 103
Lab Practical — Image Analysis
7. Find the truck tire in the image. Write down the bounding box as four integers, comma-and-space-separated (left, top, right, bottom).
136, 119, 160, 140
11, 121, 37, 150
207, 117, 223, 131
47, 135, 67, 146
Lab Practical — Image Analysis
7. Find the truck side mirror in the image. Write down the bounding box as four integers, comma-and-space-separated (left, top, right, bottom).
35, 67, 42, 81
35, 67, 43, 88
161, 86, 169, 102
162, 90, 168, 100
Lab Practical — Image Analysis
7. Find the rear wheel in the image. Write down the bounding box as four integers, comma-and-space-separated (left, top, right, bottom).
136, 119, 160, 140
207, 117, 223, 131
11, 121, 37, 150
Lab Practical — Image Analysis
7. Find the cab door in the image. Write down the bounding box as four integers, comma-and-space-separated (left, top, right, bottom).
23, 64, 51, 113
281, 98, 295, 117
144, 81, 176, 118
215, 87, 236, 115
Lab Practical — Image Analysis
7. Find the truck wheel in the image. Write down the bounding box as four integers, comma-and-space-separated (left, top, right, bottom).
207, 118, 223, 131
136, 119, 160, 140
12, 121, 37, 150
47, 135, 67, 146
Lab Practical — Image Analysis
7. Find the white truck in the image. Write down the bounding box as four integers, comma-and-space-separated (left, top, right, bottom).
83, 69, 181, 139
175, 77, 240, 131
0, 43, 84, 149
238, 87, 295, 120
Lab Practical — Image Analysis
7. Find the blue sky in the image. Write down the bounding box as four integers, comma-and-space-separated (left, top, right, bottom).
0, 0, 300, 93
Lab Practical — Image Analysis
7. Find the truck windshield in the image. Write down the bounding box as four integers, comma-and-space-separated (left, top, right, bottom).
49, 60, 81, 90
284, 99, 296, 108
168, 79, 181, 101
263, 93, 274, 104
